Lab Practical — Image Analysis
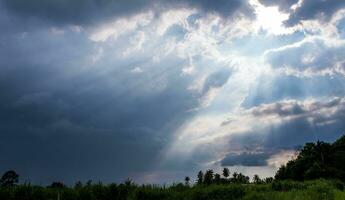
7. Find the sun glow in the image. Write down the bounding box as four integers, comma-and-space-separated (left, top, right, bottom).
250, 0, 291, 35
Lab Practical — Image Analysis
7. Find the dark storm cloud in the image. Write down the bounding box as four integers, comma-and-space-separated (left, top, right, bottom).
221, 153, 269, 167
0, 61, 197, 184
286, 0, 345, 26
0, 9, 201, 184
221, 152, 271, 166
0, 0, 253, 25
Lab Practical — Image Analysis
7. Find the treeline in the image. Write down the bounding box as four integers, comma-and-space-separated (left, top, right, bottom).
188, 168, 273, 186
1, 176, 344, 200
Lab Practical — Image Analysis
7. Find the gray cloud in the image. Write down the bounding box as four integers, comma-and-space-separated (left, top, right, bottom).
230, 98, 345, 165
0, 10, 201, 184
286, 0, 345, 26
250, 98, 343, 118
265, 38, 345, 74
221, 152, 271, 166
0, 0, 253, 26
251, 101, 306, 117
202, 68, 232, 95
242, 73, 345, 108
259, 0, 298, 11
260, 0, 345, 26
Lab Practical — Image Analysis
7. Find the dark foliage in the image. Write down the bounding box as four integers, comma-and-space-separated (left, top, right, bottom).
275, 135, 345, 181
0, 170, 19, 187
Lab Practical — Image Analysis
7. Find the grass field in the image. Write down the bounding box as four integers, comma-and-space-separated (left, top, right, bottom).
0, 179, 344, 200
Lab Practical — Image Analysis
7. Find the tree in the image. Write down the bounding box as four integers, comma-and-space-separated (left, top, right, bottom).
184, 176, 190, 186
74, 181, 83, 189
0, 170, 19, 187
252, 174, 262, 184
274, 136, 345, 181
203, 169, 214, 185
197, 171, 204, 185
231, 172, 238, 183
232, 172, 249, 184
49, 182, 65, 188
264, 177, 274, 183
222, 168, 230, 178
214, 173, 221, 184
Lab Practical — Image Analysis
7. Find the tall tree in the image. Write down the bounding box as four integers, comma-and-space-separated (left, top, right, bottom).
252, 174, 262, 184
197, 171, 204, 185
204, 169, 214, 185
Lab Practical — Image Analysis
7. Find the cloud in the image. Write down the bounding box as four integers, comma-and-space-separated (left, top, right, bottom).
215, 97, 345, 169
0, 8, 204, 184
221, 152, 271, 166
260, 0, 345, 26
0, 0, 253, 26
242, 73, 345, 108
286, 0, 345, 26
265, 37, 345, 75
259, 0, 298, 11
202, 68, 232, 95
1, 0, 345, 184
242, 97, 345, 147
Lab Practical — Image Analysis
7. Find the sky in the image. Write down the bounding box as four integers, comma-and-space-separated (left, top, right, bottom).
1, 0, 345, 185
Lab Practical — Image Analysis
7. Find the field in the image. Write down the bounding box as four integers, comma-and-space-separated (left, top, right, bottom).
0, 179, 344, 200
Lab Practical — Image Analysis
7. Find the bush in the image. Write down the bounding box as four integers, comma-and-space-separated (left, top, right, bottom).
271, 180, 306, 191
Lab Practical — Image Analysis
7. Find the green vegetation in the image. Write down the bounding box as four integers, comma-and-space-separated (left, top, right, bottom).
0, 179, 344, 200
0, 135, 344, 200
275, 135, 345, 181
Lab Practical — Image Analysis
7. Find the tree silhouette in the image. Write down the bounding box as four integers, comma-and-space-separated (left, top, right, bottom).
49, 182, 65, 188
232, 172, 249, 184
222, 168, 230, 179
184, 176, 190, 186
203, 169, 214, 185
197, 171, 204, 185
74, 181, 83, 189
0, 170, 19, 187
214, 173, 221, 184
264, 177, 274, 183
252, 174, 262, 184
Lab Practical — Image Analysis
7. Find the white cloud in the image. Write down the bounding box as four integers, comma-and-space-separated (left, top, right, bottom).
267, 150, 297, 168
89, 12, 153, 42
156, 8, 196, 35
130, 67, 144, 74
